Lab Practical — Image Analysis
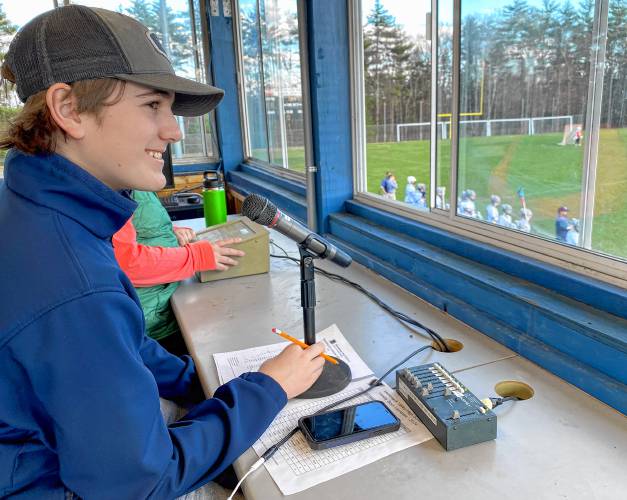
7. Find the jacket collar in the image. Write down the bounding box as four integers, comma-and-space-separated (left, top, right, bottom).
4, 149, 136, 239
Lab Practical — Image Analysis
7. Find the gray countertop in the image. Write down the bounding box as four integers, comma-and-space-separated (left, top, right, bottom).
172, 225, 627, 500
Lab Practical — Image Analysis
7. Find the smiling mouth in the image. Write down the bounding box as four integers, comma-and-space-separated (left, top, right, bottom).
146, 150, 163, 160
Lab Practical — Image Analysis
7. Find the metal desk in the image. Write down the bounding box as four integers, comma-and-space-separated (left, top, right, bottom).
171, 226, 627, 500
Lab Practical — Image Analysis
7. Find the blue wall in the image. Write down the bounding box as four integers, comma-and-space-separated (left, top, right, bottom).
307, 0, 353, 232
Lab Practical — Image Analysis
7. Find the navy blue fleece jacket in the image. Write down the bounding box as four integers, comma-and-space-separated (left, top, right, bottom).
0, 150, 286, 499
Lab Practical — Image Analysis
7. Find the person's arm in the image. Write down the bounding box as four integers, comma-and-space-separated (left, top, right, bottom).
139, 334, 206, 405
16, 292, 287, 499
112, 217, 216, 286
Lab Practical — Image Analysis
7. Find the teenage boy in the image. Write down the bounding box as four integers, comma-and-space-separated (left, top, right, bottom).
0, 6, 324, 499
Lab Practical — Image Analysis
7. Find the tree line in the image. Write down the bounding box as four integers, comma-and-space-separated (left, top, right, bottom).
365, 0, 627, 142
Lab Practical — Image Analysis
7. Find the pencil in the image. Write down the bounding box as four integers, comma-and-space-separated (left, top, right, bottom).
272, 328, 340, 365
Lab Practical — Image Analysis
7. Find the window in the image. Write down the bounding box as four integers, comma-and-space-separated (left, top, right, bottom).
589, 0, 627, 259
0, 0, 216, 171
356, 0, 432, 205
236, 0, 306, 172
457, 0, 592, 241
351, 0, 627, 282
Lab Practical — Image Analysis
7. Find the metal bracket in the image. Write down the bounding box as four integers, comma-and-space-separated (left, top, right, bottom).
210, 0, 219, 16
222, 0, 232, 17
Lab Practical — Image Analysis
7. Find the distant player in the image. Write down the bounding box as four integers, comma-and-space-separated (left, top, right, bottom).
486, 194, 501, 223
555, 206, 572, 241
498, 204, 515, 228
515, 208, 533, 232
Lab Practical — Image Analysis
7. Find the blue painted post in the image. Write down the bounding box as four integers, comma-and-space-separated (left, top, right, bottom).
307, 0, 353, 233
206, 6, 244, 173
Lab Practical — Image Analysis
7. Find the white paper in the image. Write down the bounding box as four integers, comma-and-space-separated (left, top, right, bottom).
252, 380, 433, 495
213, 324, 433, 495
213, 324, 373, 385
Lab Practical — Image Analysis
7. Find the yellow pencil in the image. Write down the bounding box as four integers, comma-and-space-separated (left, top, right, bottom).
272, 328, 339, 365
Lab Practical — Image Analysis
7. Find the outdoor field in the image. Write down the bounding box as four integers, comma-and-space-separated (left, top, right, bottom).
289, 129, 627, 260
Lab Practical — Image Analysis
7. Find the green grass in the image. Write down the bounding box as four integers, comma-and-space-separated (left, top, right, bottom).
365, 130, 627, 259
252, 147, 306, 172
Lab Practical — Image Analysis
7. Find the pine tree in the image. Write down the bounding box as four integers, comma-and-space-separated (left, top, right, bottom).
364, 0, 398, 140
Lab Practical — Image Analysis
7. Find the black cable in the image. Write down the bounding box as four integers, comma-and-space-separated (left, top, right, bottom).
312, 266, 448, 351
314, 344, 434, 415
269, 240, 449, 352
260, 427, 299, 462
488, 396, 519, 409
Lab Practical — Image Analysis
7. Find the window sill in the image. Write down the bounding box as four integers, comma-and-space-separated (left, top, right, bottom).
226, 163, 307, 224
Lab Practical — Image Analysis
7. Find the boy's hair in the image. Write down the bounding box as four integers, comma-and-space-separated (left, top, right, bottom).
0, 64, 125, 155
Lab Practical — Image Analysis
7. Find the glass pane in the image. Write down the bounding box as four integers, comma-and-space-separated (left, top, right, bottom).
0, 1, 56, 176
435, 0, 452, 210
72, 0, 214, 161
592, 0, 627, 260
457, 0, 591, 239
239, 0, 305, 171
239, 0, 270, 162
362, 0, 431, 209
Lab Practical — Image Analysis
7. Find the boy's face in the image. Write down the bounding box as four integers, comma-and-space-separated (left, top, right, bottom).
72, 82, 182, 191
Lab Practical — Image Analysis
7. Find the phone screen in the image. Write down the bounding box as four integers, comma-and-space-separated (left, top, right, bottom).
300, 401, 398, 442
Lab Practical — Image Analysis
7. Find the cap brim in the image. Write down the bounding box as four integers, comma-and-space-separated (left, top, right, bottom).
115, 73, 224, 117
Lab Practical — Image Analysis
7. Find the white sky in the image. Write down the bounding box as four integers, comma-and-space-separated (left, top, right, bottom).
362, 0, 430, 37
2, 0, 189, 27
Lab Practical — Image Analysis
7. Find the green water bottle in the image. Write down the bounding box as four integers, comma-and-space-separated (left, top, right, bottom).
203, 173, 227, 227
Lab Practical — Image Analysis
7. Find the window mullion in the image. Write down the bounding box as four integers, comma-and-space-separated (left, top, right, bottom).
429, 0, 438, 210
580, 0, 609, 249
256, 0, 273, 163
449, 0, 461, 220
232, 0, 252, 159
349, 0, 368, 195
297, 0, 317, 230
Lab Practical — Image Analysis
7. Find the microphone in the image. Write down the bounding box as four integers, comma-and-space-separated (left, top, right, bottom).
242, 193, 352, 268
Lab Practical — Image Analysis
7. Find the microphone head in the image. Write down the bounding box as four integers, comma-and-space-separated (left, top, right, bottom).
242, 193, 278, 226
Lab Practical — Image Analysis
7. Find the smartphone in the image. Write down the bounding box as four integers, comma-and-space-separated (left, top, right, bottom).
298, 400, 401, 450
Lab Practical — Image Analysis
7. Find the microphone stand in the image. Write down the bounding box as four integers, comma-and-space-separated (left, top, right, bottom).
297, 242, 351, 399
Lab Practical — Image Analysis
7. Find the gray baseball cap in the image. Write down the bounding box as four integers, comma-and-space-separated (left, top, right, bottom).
4, 5, 223, 117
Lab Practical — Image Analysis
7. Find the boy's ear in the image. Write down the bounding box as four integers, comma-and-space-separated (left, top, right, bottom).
46, 83, 85, 140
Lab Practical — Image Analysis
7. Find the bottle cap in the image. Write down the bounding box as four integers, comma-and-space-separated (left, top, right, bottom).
203, 173, 223, 189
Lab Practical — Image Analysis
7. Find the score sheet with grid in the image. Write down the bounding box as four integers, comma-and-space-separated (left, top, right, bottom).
251, 380, 433, 495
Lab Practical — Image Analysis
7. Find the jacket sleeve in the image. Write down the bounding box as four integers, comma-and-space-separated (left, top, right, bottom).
112, 218, 217, 286
16, 291, 287, 500
139, 334, 206, 406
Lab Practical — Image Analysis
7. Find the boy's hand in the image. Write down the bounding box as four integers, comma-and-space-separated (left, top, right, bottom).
259, 342, 325, 399
173, 226, 196, 246
211, 238, 245, 271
